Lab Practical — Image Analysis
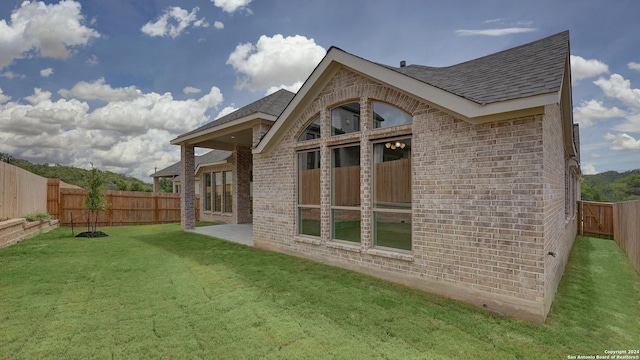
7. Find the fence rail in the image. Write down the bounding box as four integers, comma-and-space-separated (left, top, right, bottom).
47, 182, 199, 227
0, 162, 47, 220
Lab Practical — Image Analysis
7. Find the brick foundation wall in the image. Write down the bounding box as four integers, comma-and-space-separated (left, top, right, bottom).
253, 68, 571, 322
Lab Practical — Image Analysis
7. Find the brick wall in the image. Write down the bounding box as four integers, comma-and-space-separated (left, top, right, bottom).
180, 144, 196, 230
253, 67, 573, 322
542, 104, 578, 315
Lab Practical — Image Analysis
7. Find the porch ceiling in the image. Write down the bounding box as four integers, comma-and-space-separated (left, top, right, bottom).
195, 128, 254, 150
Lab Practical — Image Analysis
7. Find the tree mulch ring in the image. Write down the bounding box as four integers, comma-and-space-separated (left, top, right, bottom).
75, 231, 109, 238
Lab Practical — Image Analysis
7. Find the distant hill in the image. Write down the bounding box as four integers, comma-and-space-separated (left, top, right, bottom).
581, 169, 640, 202
0, 153, 153, 192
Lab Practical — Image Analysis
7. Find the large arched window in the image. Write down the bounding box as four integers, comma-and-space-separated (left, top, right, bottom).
298, 116, 320, 141
331, 102, 360, 135
372, 101, 411, 129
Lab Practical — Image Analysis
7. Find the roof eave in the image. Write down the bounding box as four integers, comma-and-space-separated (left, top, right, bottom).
195, 159, 230, 174
171, 112, 277, 146
254, 48, 561, 155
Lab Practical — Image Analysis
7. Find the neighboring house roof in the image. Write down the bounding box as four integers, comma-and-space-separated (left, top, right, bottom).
175, 89, 295, 141
381, 31, 569, 105
255, 31, 573, 155
150, 149, 232, 178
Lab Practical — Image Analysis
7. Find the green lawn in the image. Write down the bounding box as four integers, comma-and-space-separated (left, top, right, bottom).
1, 225, 638, 359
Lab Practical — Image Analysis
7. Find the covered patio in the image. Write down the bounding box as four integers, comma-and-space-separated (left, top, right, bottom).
188, 224, 254, 246
169, 89, 295, 229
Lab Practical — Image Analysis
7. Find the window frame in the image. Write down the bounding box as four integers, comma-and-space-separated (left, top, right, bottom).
298, 116, 321, 142
371, 101, 412, 129
223, 170, 233, 214
372, 137, 412, 251
297, 149, 321, 237
204, 173, 212, 211
330, 144, 361, 243
330, 102, 361, 136
213, 172, 222, 212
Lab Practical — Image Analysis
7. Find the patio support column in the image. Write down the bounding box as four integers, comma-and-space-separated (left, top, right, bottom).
235, 145, 252, 224
180, 144, 196, 230
153, 177, 160, 192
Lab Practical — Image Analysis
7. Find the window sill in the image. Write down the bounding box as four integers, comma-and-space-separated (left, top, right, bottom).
326, 240, 361, 253
365, 248, 414, 262
294, 236, 322, 246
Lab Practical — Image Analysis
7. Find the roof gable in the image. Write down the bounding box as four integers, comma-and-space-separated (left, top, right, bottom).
150, 149, 232, 177
385, 31, 569, 105
254, 31, 571, 155
172, 89, 295, 144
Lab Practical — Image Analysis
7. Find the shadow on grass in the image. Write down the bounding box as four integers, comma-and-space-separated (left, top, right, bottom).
135, 230, 640, 356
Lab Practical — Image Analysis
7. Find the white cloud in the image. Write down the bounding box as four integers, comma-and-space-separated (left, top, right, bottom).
628, 62, 640, 71
0, 0, 99, 70
0, 71, 25, 79
211, 0, 252, 13
0, 82, 225, 181
582, 164, 597, 175
25, 88, 53, 105
227, 34, 325, 92
265, 81, 302, 95
40, 68, 54, 77
141, 7, 208, 38
59, 78, 141, 102
183, 86, 202, 94
454, 28, 536, 36
215, 105, 238, 119
0, 88, 10, 104
573, 99, 627, 127
604, 133, 640, 150
570, 55, 609, 85
594, 74, 640, 111
86, 54, 99, 65
214, 21, 224, 30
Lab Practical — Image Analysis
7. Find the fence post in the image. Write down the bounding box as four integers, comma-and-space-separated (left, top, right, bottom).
577, 201, 582, 235
108, 194, 113, 227
154, 194, 159, 224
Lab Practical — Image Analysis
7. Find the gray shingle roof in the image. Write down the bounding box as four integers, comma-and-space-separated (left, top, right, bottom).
380, 31, 569, 105
178, 89, 295, 139
150, 149, 232, 177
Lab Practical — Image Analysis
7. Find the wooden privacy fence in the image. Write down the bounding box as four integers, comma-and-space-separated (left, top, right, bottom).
47, 180, 199, 226
578, 201, 614, 238
0, 162, 47, 220
578, 200, 640, 274
612, 201, 640, 274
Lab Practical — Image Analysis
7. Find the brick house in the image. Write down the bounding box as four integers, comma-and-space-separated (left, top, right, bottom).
172, 31, 580, 322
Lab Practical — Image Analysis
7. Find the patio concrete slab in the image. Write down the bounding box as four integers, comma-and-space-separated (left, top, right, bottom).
187, 224, 254, 246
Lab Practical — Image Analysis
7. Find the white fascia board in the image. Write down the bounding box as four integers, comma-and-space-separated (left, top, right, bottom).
194, 160, 229, 175
254, 48, 561, 154
335, 51, 559, 120
171, 112, 277, 145
253, 56, 335, 154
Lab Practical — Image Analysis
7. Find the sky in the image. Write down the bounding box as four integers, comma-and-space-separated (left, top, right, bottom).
0, 0, 639, 182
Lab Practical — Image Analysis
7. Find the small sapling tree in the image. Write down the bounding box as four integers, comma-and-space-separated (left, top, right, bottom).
80, 163, 108, 237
